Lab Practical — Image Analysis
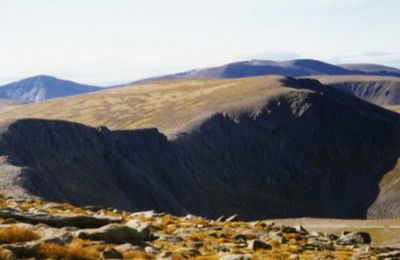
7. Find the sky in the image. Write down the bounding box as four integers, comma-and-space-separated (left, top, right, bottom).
0, 0, 399, 86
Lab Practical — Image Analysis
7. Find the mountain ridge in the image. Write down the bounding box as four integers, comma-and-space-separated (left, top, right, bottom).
132, 59, 400, 84
0, 75, 101, 102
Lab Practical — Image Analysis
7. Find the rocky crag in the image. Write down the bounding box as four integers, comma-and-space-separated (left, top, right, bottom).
0, 195, 398, 259
0, 77, 399, 220
313, 76, 400, 106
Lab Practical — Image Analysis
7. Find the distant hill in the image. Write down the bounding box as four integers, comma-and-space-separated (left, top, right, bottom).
310, 75, 400, 106
134, 59, 400, 83
339, 63, 400, 77
0, 75, 102, 102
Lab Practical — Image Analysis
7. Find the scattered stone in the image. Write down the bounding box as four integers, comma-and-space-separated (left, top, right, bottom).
145, 245, 161, 255
216, 215, 225, 221
83, 205, 106, 212
100, 247, 123, 259
42, 232, 73, 245
220, 254, 253, 260
42, 203, 65, 210
158, 251, 173, 258
2, 242, 39, 258
130, 210, 165, 218
377, 250, 400, 258
157, 235, 183, 242
247, 239, 272, 251
191, 241, 203, 248
234, 234, 247, 241
302, 242, 334, 251
115, 243, 143, 253
328, 234, 339, 241
77, 222, 152, 244
336, 232, 371, 245
0, 196, 398, 259
225, 214, 238, 222
295, 225, 308, 235
281, 226, 298, 234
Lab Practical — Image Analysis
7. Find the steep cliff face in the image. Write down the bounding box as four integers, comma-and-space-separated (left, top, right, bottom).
0, 78, 399, 220
312, 76, 400, 106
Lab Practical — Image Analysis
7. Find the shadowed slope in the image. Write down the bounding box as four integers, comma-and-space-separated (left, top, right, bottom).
0, 77, 399, 220
339, 64, 400, 77
309, 75, 400, 106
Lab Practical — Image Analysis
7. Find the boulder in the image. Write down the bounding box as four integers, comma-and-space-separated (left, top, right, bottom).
100, 247, 123, 259
77, 222, 152, 244
247, 240, 272, 251
0, 209, 122, 228
336, 232, 371, 245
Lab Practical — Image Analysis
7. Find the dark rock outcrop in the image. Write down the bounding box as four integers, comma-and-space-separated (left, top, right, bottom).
0, 208, 121, 228
0, 78, 399, 220
319, 77, 400, 105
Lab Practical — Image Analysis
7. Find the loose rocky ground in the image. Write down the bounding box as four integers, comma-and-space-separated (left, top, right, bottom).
0, 195, 399, 259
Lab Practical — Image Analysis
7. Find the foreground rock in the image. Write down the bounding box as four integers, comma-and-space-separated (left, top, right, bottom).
0, 208, 121, 228
0, 195, 399, 259
77, 222, 152, 244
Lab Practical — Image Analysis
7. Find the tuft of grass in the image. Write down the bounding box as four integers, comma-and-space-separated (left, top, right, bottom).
123, 250, 155, 259
0, 226, 40, 244
193, 254, 220, 260
38, 242, 100, 260
0, 249, 14, 260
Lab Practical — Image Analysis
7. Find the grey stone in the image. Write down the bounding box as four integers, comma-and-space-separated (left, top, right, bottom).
220, 254, 253, 260
226, 214, 238, 222
247, 240, 272, 251
0, 208, 122, 228
77, 222, 152, 244
158, 251, 173, 258
377, 250, 400, 258
100, 247, 123, 259
115, 243, 143, 253
157, 235, 183, 242
336, 232, 371, 245
145, 246, 161, 255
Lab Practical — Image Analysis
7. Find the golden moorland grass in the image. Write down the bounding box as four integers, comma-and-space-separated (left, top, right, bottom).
0, 226, 40, 244
0, 76, 298, 137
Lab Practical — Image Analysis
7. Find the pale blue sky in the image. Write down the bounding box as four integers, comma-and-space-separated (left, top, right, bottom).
0, 0, 399, 85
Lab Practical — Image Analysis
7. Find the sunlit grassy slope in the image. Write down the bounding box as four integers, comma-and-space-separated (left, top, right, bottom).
0, 76, 296, 136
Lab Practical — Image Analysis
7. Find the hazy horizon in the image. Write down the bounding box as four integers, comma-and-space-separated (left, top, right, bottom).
1, 0, 399, 86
